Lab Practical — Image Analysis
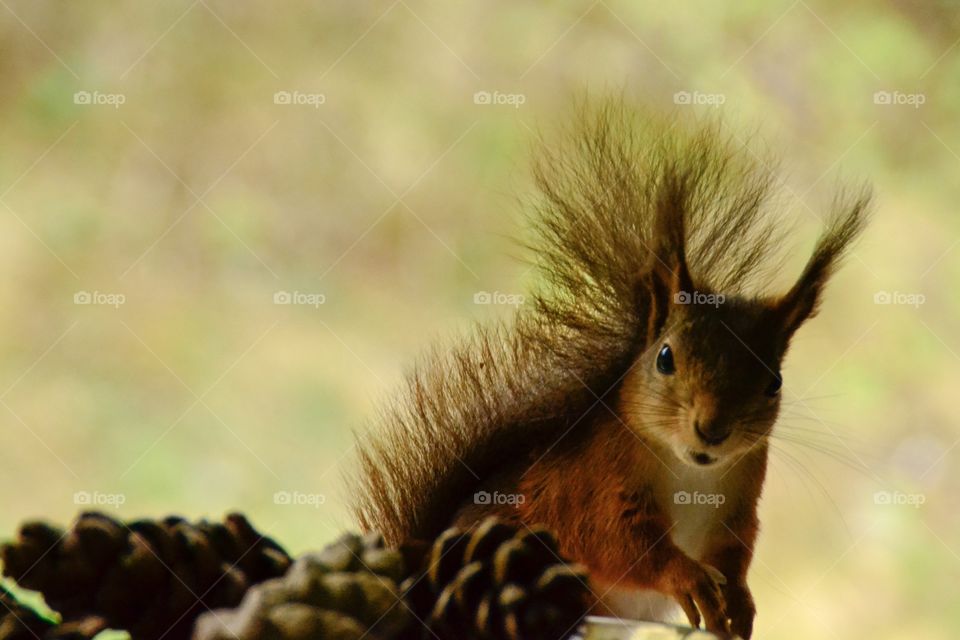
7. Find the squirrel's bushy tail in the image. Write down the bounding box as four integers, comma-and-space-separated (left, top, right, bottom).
349, 100, 870, 544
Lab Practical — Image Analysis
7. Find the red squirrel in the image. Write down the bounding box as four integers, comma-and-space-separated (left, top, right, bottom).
350, 102, 870, 638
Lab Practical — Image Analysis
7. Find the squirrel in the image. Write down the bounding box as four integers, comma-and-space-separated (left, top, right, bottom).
349, 101, 870, 639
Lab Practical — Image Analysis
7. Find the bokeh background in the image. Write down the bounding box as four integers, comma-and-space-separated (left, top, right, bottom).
1, 1, 958, 638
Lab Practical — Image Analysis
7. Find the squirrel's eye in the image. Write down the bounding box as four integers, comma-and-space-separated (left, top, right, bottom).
656, 345, 675, 375
765, 372, 783, 397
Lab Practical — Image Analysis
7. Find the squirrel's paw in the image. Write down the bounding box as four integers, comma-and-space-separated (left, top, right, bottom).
668, 558, 731, 636
723, 583, 756, 639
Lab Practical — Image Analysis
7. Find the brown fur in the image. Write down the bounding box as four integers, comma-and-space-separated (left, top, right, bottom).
348, 100, 870, 637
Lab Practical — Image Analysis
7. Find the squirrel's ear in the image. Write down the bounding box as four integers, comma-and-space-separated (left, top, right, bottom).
636, 269, 672, 345
773, 193, 870, 337
635, 180, 694, 344
774, 257, 829, 337
650, 174, 694, 299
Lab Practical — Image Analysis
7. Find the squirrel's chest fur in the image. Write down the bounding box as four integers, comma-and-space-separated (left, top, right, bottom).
508, 417, 742, 563
602, 460, 733, 623
505, 418, 746, 621
656, 461, 734, 559
452, 412, 764, 624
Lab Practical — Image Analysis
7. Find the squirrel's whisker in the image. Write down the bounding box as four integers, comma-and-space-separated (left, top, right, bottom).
350, 100, 870, 638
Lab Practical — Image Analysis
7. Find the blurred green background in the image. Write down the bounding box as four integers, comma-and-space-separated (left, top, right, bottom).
0, 1, 958, 638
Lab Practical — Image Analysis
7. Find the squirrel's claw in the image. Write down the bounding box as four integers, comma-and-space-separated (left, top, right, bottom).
723, 583, 756, 639
693, 566, 729, 635
670, 559, 731, 636
679, 593, 701, 629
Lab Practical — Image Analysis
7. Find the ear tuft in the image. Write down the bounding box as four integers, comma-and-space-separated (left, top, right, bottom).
776, 188, 871, 336
634, 165, 696, 345
649, 164, 695, 295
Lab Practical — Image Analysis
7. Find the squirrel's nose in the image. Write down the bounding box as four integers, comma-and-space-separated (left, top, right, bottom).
694, 420, 731, 446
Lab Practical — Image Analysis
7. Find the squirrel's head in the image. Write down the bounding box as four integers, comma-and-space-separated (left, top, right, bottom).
619, 182, 868, 469
621, 292, 791, 468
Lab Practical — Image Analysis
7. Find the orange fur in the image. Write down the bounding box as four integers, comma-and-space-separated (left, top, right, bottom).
350, 101, 870, 638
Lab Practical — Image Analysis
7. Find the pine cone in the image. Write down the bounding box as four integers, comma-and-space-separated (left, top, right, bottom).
400, 518, 591, 640
0, 585, 106, 640
1, 584, 55, 639
1, 512, 291, 640
192, 532, 412, 640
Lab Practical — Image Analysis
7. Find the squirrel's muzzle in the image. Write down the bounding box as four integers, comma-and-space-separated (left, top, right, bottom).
690, 395, 733, 446
694, 420, 731, 446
